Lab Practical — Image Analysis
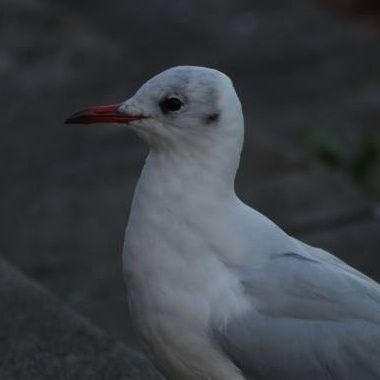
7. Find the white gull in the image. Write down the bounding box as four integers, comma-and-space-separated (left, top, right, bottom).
66, 66, 380, 380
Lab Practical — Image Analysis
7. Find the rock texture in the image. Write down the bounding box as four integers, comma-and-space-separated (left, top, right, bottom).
0, 258, 164, 380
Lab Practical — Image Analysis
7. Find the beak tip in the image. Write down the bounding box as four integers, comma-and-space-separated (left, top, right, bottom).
64, 116, 79, 125
64, 113, 93, 125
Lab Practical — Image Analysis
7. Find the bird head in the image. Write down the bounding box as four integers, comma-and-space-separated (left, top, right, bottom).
65, 66, 244, 153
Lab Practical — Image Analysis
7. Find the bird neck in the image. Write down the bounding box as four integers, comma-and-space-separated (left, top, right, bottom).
141, 137, 242, 203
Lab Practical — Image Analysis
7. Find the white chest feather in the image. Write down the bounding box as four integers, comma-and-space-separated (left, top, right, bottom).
123, 155, 251, 379
121, 150, 299, 379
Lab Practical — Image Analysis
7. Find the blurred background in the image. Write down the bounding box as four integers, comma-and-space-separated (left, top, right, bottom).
1, 0, 379, 349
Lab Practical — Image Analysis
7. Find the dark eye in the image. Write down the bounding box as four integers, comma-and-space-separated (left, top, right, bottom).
160, 97, 184, 114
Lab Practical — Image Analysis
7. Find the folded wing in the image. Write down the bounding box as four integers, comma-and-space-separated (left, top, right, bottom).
215, 250, 380, 379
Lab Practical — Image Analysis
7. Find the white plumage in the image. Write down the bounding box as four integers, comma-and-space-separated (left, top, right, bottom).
67, 66, 380, 380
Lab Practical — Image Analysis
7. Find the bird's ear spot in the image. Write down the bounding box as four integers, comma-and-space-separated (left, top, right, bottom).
204, 113, 220, 124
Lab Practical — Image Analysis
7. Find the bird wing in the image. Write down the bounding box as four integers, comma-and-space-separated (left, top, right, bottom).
214, 249, 380, 380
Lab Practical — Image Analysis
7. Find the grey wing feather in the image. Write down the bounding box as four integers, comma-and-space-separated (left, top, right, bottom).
215, 249, 380, 379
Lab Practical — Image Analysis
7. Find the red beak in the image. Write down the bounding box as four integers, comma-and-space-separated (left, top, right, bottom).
64, 103, 144, 125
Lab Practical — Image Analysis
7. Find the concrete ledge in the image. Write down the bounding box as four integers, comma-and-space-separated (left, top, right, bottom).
250, 169, 372, 234
0, 258, 164, 380
302, 218, 380, 281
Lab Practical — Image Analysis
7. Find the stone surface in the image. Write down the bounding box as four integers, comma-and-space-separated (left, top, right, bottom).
0, 258, 164, 380
248, 169, 372, 234
302, 218, 380, 281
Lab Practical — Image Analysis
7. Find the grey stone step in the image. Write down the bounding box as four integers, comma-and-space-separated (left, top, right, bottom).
243, 168, 372, 234
0, 258, 164, 380
301, 218, 380, 282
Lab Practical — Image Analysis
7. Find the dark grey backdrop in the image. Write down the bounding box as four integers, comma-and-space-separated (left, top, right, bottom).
1, 0, 379, 347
